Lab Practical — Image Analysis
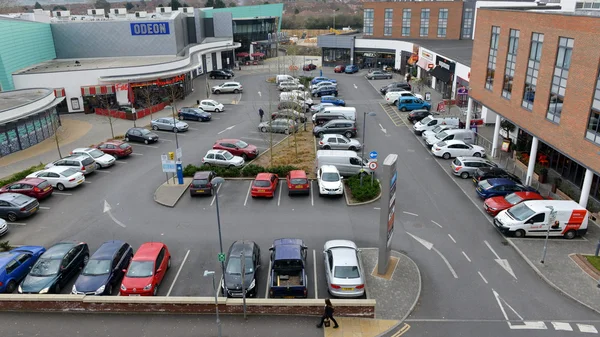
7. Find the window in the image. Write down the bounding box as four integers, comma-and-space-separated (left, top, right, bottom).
420, 9, 429, 37
547, 37, 574, 124
522, 33, 544, 110
384, 9, 393, 37
402, 9, 411, 37
363, 9, 374, 36
585, 70, 600, 145
502, 29, 520, 99
485, 26, 500, 90
462, 8, 474, 39
437, 9, 448, 38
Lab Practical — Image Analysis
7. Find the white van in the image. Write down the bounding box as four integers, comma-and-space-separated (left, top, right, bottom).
276, 74, 299, 84
425, 129, 475, 147
322, 106, 357, 121
494, 200, 588, 239
413, 116, 460, 135
280, 91, 313, 110
421, 124, 458, 139
316, 150, 369, 177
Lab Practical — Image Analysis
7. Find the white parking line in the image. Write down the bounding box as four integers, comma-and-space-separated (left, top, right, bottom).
83, 181, 92, 184
462, 251, 472, 262
478, 271, 489, 284
210, 183, 222, 206
95, 170, 112, 173
241, 137, 268, 142
188, 127, 200, 131
431, 220, 443, 228
52, 192, 72, 196
448, 234, 457, 244
133, 144, 159, 148
131, 153, 144, 156
166, 249, 190, 297
116, 160, 128, 164
264, 259, 272, 298
313, 249, 318, 299
277, 181, 282, 206
244, 181, 252, 206
39, 206, 51, 210
403, 211, 419, 216
159, 139, 174, 142
310, 181, 314, 206
154, 131, 186, 136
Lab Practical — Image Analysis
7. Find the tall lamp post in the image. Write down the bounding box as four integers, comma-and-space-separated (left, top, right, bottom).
165, 105, 180, 151
204, 270, 222, 337
211, 177, 227, 289
540, 205, 557, 264
361, 111, 377, 186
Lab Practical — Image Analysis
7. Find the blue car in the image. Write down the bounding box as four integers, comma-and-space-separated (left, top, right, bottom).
345, 65, 359, 74
311, 77, 338, 85
320, 96, 345, 106
397, 96, 432, 112
178, 108, 212, 122
72, 240, 134, 295
0, 246, 46, 293
476, 178, 538, 199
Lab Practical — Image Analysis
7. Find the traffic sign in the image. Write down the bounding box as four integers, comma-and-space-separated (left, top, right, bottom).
369, 151, 378, 160
161, 160, 176, 173
369, 161, 378, 171
218, 253, 226, 262
161, 154, 168, 162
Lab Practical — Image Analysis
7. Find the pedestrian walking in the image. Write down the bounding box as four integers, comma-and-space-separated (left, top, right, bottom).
316, 298, 339, 329
259, 108, 264, 122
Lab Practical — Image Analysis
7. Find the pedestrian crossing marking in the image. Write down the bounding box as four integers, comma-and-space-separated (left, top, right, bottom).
552, 322, 573, 331
578, 324, 599, 333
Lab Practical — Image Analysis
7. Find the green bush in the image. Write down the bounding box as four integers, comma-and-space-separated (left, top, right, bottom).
266, 165, 300, 177
0, 163, 45, 187
0, 241, 13, 252
240, 164, 264, 176
183, 163, 299, 178
345, 174, 381, 202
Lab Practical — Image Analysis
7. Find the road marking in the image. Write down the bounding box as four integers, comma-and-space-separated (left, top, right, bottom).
95, 170, 112, 173
379, 123, 387, 134
131, 153, 144, 156
577, 324, 598, 333
7, 223, 26, 226
133, 144, 159, 148
484, 240, 517, 280
374, 207, 381, 210
478, 271, 488, 284
551, 322, 573, 331
391, 323, 410, 337
431, 220, 443, 228
353, 84, 358, 89
240, 137, 268, 142
462, 251, 471, 262
264, 259, 272, 298
103, 200, 126, 228
159, 138, 175, 141
277, 181, 282, 206
493, 289, 525, 325
52, 192, 72, 196
210, 183, 222, 206
448, 234, 456, 244
213, 117, 221, 120
407, 232, 457, 278
218, 125, 236, 135
116, 160, 128, 164
509, 322, 547, 330
188, 127, 200, 131
402, 211, 418, 216
244, 181, 251, 206
313, 249, 318, 299
166, 249, 190, 297
83, 181, 92, 184
39, 206, 51, 210
405, 319, 600, 323
258, 91, 262, 97
310, 181, 314, 206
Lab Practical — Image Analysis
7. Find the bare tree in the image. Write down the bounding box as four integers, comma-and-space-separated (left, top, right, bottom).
50, 111, 63, 159
94, 95, 117, 139
136, 85, 158, 122
0, 0, 13, 13
162, 82, 184, 118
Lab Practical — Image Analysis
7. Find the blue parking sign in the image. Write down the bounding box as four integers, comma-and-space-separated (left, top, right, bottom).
370, 151, 378, 160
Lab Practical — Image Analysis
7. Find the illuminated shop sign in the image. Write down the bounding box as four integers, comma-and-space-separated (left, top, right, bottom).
130, 22, 170, 36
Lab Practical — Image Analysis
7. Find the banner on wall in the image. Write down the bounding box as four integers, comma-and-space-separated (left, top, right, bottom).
407, 44, 419, 66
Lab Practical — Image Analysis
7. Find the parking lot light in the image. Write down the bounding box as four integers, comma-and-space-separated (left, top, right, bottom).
211, 176, 227, 287
361, 112, 377, 186
165, 105, 180, 152
204, 270, 222, 337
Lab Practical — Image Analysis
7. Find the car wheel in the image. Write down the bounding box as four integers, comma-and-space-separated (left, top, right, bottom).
96, 163, 101, 169
473, 152, 482, 157
215, 108, 220, 113
210, 75, 215, 79
228, 165, 234, 169
284, 129, 290, 135
400, 107, 407, 112
57, 183, 65, 191
442, 152, 451, 160
204, 163, 211, 167
241, 153, 248, 161
260, 127, 267, 132
348, 146, 357, 151
178, 115, 183, 120
144, 139, 149, 144
5, 280, 16, 293
7, 212, 17, 222
564, 230, 576, 240
323, 145, 331, 150
167, 256, 171, 269
197, 117, 202, 122
173, 127, 178, 133
153, 285, 158, 296
215, 90, 221, 94
318, 132, 324, 137
393, 100, 398, 105
513, 229, 526, 238
344, 131, 353, 138
124, 136, 129, 142
234, 89, 240, 94
460, 172, 470, 179
54, 283, 61, 294
152, 125, 158, 131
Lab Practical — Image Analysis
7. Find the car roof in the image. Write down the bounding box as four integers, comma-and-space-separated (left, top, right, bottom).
42, 166, 76, 173
10, 177, 46, 185
256, 173, 274, 180
512, 191, 543, 199
62, 154, 88, 161
207, 149, 228, 155
456, 156, 490, 163
229, 240, 255, 257
444, 140, 468, 145
101, 140, 125, 145
193, 171, 212, 179
326, 119, 353, 124
272, 238, 304, 260
43, 242, 78, 259
320, 165, 339, 173
91, 240, 126, 260
202, 99, 218, 103
0, 246, 45, 265
322, 133, 346, 138
128, 127, 146, 132
216, 138, 241, 143
488, 178, 517, 186
0, 192, 33, 201
330, 248, 359, 266
223, 82, 240, 85
133, 242, 165, 261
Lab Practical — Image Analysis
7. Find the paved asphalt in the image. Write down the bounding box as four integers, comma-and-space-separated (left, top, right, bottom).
4, 68, 600, 336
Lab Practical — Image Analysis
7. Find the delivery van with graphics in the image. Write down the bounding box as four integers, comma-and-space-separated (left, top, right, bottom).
493, 200, 588, 239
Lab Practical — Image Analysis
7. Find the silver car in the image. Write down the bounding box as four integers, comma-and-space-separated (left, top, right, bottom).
211, 82, 243, 94
202, 149, 245, 168
318, 134, 362, 151
278, 81, 305, 91
451, 156, 498, 179
323, 240, 365, 298
366, 70, 392, 80
272, 109, 306, 123
71, 147, 115, 168
151, 117, 189, 132
258, 119, 298, 134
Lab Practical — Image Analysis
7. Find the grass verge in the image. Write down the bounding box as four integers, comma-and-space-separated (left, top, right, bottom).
586, 255, 600, 272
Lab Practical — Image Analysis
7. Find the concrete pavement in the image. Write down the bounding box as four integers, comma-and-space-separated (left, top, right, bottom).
154, 177, 193, 207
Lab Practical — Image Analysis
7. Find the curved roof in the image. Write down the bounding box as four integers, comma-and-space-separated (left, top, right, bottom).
0, 88, 64, 124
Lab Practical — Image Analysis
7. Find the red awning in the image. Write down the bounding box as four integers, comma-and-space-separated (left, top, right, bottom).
236, 52, 249, 57
251, 52, 265, 58
53, 88, 65, 97
81, 85, 115, 96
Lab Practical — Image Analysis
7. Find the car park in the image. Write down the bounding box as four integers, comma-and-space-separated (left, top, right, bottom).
431, 140, 486, 159
202, 149, 245, 168
303, 64, 317, 71
334, 65, 346, 73
425, 129, 476, 147
45, 155, 96, 175
380, 82, 411, 94
320, 96, 345, 106
311, 77, 337, 85
366, 70, 392, 80
151, 117, 189, 133
451, 157, 498, 179
483, 191, 545, 217
209, 70, 233, 79
323, 240, 365, 298
258, 119, 298, 135
385, 91, 423, 105
0, 219, 7, 237
222, 241, 261, 297
310, 81, 337, 91
211, 82, 243, 94
27, 167, 85, 191
0, 245, 46, 293
199, 99, 225, 113
472, 167, 523, 185
344, 65, 359, 74
397, 96, 432, 112
313, 119, 357, 138
71, 147, 116, 168
317, 165, 344, 196
310, 103, 334, 114
0, 178, 53, 200
279, 81, 305, 91
0, 193, 39, 222
124, 128, 159, 144
72, 240, 133, 296
189, 171, 217, 196
407, 109, 433, 123
318, 134, 362, 151
271, 109, 306, 123
312, 112, 348, 126
251, 173, 279, 198
120, 242, 171, 296
178, 107, 212, 121
19, 241, 89, 294
286, 170, 310, 196
213, 139, 258, 160
476, 178, 538, 199
95, 140, 133, 158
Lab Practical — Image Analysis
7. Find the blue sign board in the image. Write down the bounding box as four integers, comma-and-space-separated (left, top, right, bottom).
369, 151, 378, 159
162, 161, 176, 173
131, 22, 170, 36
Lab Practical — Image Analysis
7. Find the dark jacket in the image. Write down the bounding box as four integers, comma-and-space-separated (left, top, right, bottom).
259, 109, 265, 117
324, 305, 334, 317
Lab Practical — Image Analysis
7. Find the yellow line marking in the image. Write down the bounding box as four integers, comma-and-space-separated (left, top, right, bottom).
391, 323, 411, 337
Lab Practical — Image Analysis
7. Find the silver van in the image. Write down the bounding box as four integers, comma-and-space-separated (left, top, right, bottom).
316, 150, 369, 177
425, 129, 475, 147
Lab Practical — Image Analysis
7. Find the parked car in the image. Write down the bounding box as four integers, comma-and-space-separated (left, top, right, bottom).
213, 139, 258, 160
209, 70, 232, 79
323, 240, 365, 298
397, 97, 432, 112
317, 165, 343, 196
0, 245, 46, 293
151, 117, 189, 133
272, 109, 306, 123
71, 147, 116, 168
120, 242, 171, 296
287, 170, 310, 196
320, 96, 345, 106
251, 173, 279, 198
484, 191, 545, 216
202, 149, 245, 168
366, 70, 392, 80
385, 91, 423, 105
310, 81, 337, 91
431, 140, 486, 159
310, 103, 335, 114
258, 119, 298, 135
190, 171, 217, 196
222, 241, 261, 297
0, 178, 53, 200
216, 68, 234, 77
27, 167, 85, 191
0, 193, 39, 222
345, 65, 359, 74
268, 238, 308, 298
178, 107, 212, 121
407, 110, 432, 123
380, 82, 411, 95
476, 178, 539, 199
318, 134, 362, 151
0, 218, 7, 237
312, 85, 338, 97
421, 124, 457, 140
212, 82, 243, 94
45, 154, 96, 175
124, 127, 159, 144
279, 81, 305, 91
334, 65, 346, 73
303, 63, 317, 71
313, 119, 357, 138
199, 99, 225, 113
72, 240, 134, 296
311, 77, 337, 85
312, 112, 347, 126
95, 140, 132, 158
451, 157, 498, 179
19, 241, 89, 294
473, 167, 523, 185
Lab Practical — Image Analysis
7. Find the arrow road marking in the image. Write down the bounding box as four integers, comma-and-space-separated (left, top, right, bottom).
379, 123, 387, 134
353, 84, 358, 89
217, 125, 236, 135
484, 240, 517, 280
103, 200, 126, 228
407, 232, 458, 278
258, 91, 262, 97
493, 289, 547, 330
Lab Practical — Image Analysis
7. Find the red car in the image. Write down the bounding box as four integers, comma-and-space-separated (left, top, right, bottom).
303, 64, 317, 71
334, 65, 346, 73
251, 173, 279, 198
96, 140, 133, 158
484, 191, 545, 216
120, 242, 171, 296
287, 170, 310, 196
212, 139, 258, 161
0, 178, 53, 199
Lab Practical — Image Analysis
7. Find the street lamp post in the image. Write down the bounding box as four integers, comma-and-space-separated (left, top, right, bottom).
211, 177, 227, 290
361, 111, 377, 186
540, 205, 557, 264
204, 270, 222, 337
165, 105, 180, 151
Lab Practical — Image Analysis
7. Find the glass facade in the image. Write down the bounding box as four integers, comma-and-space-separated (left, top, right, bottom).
522, 33, 544, 110
586, 70, 600, 145
354, 51, 395, 70
0, 108, 60, 157
364, 9, 374, 36
323, 48, 352, 67
502, 29, 519, 99
420, 9, 430, 37
462, 8, 474, 39
384, 9, 393, 37
233, 18, 277, 53
547, 37, 574, 124
437, 9, 448, 38
402, 9, 411, 37
485, 26, 500, 90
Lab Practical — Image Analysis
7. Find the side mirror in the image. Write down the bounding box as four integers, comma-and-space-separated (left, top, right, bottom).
156, 268, 162, 273
269, 247, 274, 251
122, 269, 127, 273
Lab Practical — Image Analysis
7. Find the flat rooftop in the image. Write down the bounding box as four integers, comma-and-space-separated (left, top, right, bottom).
0, 89, 51, 112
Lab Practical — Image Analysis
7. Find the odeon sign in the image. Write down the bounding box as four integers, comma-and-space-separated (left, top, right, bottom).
130, 22, 170, 36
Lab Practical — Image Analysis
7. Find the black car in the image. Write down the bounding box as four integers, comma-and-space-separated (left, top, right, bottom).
380, 82, 412, 95
124, 127, 159, 144
19, 241, 90, 294
312, 112, 347, 126
178, 107, 212, 122
407, 109, 432, 123
72, 240, 133, 295
311, 85, 338, 97
222, 240, 261, 298
472, 167, 523, 185
209, 70, 232, 79
190, 171, 217, 196
303, 64, 317, 71
217, 68, 235, 77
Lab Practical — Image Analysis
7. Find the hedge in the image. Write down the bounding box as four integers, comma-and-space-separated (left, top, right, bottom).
345, 174, 381, 202
183, 164, 300, 178
0, 163, 45, 187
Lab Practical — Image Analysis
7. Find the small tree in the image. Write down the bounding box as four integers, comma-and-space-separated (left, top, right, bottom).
170, 0, 182, 9
94, 0, 111, 12
52, 5, 67, 10
34, 1, 43, 9
214, 0, 226, 8
136, 85, 158, 122
500, 119, 516, 139
125, 2, 134, 10
228, 1, 237, 7
205, 0, 214, 6
95, 95, 117, 139
294, 8, 299, 14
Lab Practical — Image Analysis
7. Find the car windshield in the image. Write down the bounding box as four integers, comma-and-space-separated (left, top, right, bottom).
322, 172, 340, 182
119, 143, 130, 149
226, 256, 254, 275
191, 179, 208, 187
479, 181, 493, 190
431, 126, 443, 133
223, 152, 234, 160
140, 129, 152, 135
61, 168, 80, 177
334, 266, 360, 279
421, 116, 433, 124
29, 258, 61, 276
504, 193, 523, 205
254, 180, 271, 187
507, 203, 535, 221
126, 261, 154, 277
436, 132, 448, 139
89, 149, 105, 158
235, 140, 248, 148
82, 259, 111, 276
291, 178, 308, 185
11, 194, 32, 205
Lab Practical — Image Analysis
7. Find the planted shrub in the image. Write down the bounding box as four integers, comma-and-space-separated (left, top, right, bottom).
345, 174, 381, 202
0, 163, 45, 187
183, 163, 299, 178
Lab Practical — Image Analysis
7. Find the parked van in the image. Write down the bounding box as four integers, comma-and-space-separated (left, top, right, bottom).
276, 75, 298, 84
316, 150, 369, 177
322, 106, 356, 121
397, 96, 431, 112
413, 116, 460, 135
494, 200, 588, 239
425, 129, 475, 147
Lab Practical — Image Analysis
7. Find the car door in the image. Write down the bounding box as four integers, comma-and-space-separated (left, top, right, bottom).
4, 258, 21, 288
215, 153, 228, 166
46, 172, 61, 186
458, 144, 472, 156
7, 183, 24, 196
0, 200, 11, 217
205, 153, 215, 165
154, 248, 166, 285
525, 213, 548, 236
14, 252, 34, 282
324, 250, 334, 287
336, 136, 349, 150
324, 136, 337, 149
59, 248, 77, 287
130, 130, 141, 142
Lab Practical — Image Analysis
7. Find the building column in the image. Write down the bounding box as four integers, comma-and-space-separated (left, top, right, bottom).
417, 66, 421, 79
431, 76, 437, 90
525, 136, 539, 186
491, 114, 501, 158
464, 97, 473, 130
579, 169, 594, 208
216, 51, 223, 69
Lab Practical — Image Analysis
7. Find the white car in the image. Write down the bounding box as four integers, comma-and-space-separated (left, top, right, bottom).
317, 165, 343, 196
71, 148, 116, 168
202, 149, 245, 168
0, 218, 7, 236
385, 91, 423, 105
278, 81, 305, 91
310, 81, 337, 91
211, 82, 243, 94
27, 166, 85, 191
421, 124, 458, 140
310, 103, 334, 114
431, 140, 486, 159
199, 99, 225, 113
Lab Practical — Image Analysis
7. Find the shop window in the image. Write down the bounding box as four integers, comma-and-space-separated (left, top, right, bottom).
384, 9, 393, 37
547, 37, 574, 124
522, 33, 543, 110
364, 9, 374, 36
402, 9, 411, 37
502, 29, 519, 99
485, 26, 500, 90
462, 8, 473, 39
420, 9, 429, 37
437, 9, 448, 38
585, 71, 600, 146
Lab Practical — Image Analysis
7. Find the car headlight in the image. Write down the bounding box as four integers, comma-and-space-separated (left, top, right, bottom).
18, 285, 22, 293
247, 279, 256, 290
488, 207, 497, 211
72, 285, 77, 294
39, 287, 50, 294
95, 285, 105, 295
120, 284, 126, 291
143, 284, 152, 291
